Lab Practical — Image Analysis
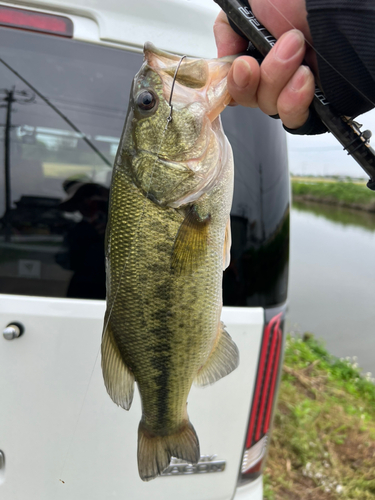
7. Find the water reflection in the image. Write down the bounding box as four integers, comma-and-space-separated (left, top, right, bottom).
288, 200, 375, 375
293, 200, 375, 231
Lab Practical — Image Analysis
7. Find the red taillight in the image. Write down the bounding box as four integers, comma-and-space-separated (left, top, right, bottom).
0, 6, 73, 37
240, 309, 285, 481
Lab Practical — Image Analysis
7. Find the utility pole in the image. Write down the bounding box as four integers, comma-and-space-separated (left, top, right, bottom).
0, 87, 34, 241
4, 87, 14, 220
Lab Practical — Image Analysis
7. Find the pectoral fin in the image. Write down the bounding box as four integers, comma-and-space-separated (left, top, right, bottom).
101, 318, 135, 410
223, 216, 232, 271
171, 206, 210, 275
194, 321, 239, 386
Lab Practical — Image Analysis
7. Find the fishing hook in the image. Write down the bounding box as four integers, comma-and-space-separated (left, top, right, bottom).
167, 55, 187, 124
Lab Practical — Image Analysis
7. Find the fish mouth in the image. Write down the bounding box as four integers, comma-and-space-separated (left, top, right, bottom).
143, 42, 232, 122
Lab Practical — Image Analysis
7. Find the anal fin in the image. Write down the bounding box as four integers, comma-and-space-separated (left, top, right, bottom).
101, 318, 135, 410
194, 321, 239, 386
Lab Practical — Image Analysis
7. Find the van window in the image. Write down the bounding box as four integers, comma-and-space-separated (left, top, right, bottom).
0, 28, 142, 299
0, 27, 288, 305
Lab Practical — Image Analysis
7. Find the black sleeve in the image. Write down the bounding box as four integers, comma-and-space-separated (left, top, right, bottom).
306, 0, 375, 117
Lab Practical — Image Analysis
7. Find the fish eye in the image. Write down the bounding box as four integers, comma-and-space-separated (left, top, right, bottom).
136, 90, 157, 111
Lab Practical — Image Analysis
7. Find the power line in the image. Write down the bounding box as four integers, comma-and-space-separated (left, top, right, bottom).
0, 58, 111, 167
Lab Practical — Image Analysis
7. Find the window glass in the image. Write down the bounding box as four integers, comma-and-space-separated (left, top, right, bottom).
0, 28, 142, 299
0, 27, 289, 305
222, 106, 289, 307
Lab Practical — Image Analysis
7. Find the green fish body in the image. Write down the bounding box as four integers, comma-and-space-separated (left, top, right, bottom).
101, 43, 239, 481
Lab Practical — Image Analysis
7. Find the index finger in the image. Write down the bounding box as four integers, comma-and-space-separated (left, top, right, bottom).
213, 10, 248, 58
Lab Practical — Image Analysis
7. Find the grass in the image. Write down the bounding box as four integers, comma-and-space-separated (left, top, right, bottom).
291, 177, 375, 211
264, 334, 375, 499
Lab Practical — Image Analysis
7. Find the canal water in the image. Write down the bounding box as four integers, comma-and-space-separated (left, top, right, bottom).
287, 200, 375, 375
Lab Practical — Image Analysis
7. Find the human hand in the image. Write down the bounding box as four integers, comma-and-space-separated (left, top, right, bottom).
214, 0, 316, 130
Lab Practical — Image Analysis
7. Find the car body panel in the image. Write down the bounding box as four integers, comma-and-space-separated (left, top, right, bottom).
0, 295, 263, 499
0, 0, 221, 57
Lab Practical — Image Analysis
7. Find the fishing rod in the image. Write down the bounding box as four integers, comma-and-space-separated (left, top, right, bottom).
213, 0, 375, 190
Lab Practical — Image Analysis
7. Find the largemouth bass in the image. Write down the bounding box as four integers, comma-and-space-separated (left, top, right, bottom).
101, 42, 239, 482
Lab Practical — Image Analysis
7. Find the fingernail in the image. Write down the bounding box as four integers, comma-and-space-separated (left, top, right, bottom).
275, 30, 304, 62
290, 65, 310, 91
232, 59, 252, 88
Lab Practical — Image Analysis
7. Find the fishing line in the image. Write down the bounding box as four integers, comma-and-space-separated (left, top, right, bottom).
59, 346, 101, 480
59, 54, 187, 482
265, 0, 375, 109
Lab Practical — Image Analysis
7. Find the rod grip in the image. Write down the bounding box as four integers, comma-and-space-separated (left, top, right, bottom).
213, 0, 375, 188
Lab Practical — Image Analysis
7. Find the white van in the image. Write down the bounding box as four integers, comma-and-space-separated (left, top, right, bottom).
0, 1, 289, 498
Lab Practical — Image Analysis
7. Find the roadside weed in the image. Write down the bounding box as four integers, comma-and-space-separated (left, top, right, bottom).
264, 334, 375, 499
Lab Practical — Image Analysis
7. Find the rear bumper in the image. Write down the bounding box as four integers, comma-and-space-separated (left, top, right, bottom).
233, 476, 263, 500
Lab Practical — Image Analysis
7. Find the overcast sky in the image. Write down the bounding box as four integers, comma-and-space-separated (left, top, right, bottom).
287, 108, 375, 179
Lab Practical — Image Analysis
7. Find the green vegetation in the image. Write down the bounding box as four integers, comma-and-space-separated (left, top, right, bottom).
264, 334, 375, 499
291, 177, 375, 211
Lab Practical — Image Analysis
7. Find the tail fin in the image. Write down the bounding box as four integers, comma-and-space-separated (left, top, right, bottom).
137, 420, 200, 481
